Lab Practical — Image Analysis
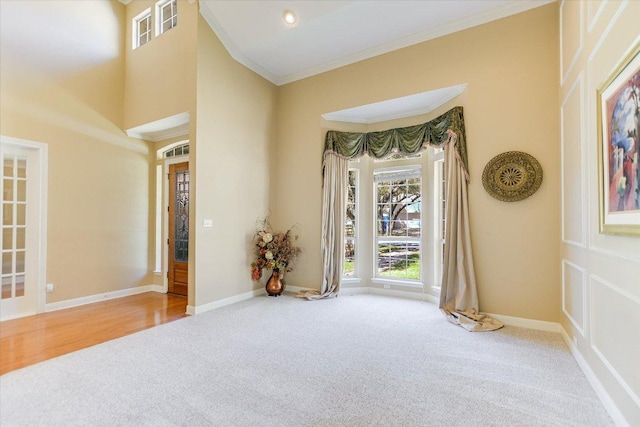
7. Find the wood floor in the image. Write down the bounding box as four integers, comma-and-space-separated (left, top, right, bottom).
0, 292, 187, 375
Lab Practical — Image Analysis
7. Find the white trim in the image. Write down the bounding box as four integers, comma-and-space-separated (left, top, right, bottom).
370, 278, 424, 289
560, 73, 586, 248
162, 155, 190, 294
588, 244, 640, 264
0, 136, 48, 318
155, 0, 178, 38
487, 313, 562, 332
131, 7, 152, 50
44, 285, 164, 313
186, 288, 266, 315
589, 274, 640, 408
198, 6, 280, 85
560, 0, 584, 87
201, 1, 554, 86
558, 326, 629, 427
587, 1, 629, 63
339, 286, 439, 304
561, 259, 586, 337
126, 112, 190, 142
587, 0, 608, 33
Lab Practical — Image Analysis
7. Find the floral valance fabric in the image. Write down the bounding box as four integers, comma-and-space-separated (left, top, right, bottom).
324, 106, 469, 178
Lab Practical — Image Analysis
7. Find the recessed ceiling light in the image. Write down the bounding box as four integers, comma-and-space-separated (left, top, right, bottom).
282, 9, 297, 25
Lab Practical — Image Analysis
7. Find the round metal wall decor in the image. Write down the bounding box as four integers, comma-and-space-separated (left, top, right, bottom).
482, 151, 543, 202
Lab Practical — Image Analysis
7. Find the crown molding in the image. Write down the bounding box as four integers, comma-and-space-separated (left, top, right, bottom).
200, 0, 555, 86
199, 5, 279, 85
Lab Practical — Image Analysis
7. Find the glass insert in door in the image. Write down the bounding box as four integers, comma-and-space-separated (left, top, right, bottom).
2, 154, 27, 299
174, 169, 189, 262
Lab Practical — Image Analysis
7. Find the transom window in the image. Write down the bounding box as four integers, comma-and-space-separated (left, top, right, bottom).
164, 143, 189, 158
156, 0, 178, 36
132, 8, 152, 49
375, 166, 422, 280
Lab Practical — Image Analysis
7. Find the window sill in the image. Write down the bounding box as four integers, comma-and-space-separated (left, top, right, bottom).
153, 270, 163, 276
371, 278, 424, 289
341, 277, 362, 285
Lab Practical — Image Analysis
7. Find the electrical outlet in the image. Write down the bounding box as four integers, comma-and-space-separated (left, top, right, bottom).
46, 283, 54, 292
383, 284, 391, 289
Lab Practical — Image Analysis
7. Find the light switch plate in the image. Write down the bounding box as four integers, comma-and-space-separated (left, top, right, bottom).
203, 219, 213, 228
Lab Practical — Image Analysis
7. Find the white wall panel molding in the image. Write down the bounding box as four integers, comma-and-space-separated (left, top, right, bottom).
558, 326, 628, 426
588, 0, 608, 33
589, 274, 640, 408
587, 0, 629, 63
560, 73, 586, 247
562, 259, 586, 337
589, 245, 640, 264
560, 0, 584, 86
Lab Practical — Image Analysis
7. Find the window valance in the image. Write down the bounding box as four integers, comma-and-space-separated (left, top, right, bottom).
324, 106, 469, 180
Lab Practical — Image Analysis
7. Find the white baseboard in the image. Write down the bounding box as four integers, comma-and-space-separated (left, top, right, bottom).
186, 288, 266, 315
558, 327, 628, 427
486, 313, 562, 332
45, 285, 164, 313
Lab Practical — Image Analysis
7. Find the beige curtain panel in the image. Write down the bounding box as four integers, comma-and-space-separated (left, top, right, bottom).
301, 107, 502, 331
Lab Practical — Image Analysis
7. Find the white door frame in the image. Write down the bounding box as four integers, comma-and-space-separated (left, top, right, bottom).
1, 135, 48, 320
158, 145, 189, 294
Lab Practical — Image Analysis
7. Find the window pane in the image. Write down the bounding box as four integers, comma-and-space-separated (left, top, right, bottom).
344, 239, 355, 276
3, 229, 12, 250
376, 171, 421, 281
3, 157, 13, 177
344, 170, 357, 278
3, 204, 13, 225
15, 275, 24, 297
15, 251, 25, 274
15, 227, 25, 250
3, 179, 13, 201
17, 180, 26, 202
16, 204, 25, 226
2, 252, 12, 275
345, 218, 355, 238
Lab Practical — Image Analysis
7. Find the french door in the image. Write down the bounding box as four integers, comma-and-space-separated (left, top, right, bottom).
1, 138, 46, 320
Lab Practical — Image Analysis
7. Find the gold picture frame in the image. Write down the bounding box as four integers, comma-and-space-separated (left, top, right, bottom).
596, 40, 640, 237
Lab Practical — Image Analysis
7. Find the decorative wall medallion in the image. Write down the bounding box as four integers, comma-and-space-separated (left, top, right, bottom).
482, 151, 543, 202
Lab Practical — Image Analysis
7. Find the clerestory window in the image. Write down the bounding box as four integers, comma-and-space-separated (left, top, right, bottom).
156, 0, 178, 36
132, 8, 152, 49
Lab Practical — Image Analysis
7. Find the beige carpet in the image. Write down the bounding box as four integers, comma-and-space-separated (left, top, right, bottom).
0, 294, 613, 426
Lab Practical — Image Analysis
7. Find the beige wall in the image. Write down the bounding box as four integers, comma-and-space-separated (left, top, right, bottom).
559, 0, 640, 424
193, 16, 277, 307
123, 0, 198, 130
275, 4, 561, 322
0, 0, 153, 302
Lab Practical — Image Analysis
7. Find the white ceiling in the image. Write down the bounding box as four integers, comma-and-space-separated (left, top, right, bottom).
199, 0, 555, 86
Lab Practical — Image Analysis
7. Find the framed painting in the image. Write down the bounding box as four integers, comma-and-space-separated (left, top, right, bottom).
597, 41, 640, 237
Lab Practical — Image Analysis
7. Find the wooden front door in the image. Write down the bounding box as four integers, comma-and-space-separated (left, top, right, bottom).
168, 162, 189, 296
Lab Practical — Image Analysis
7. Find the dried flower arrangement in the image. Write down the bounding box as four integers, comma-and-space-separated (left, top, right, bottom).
250, 217, 302, 281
